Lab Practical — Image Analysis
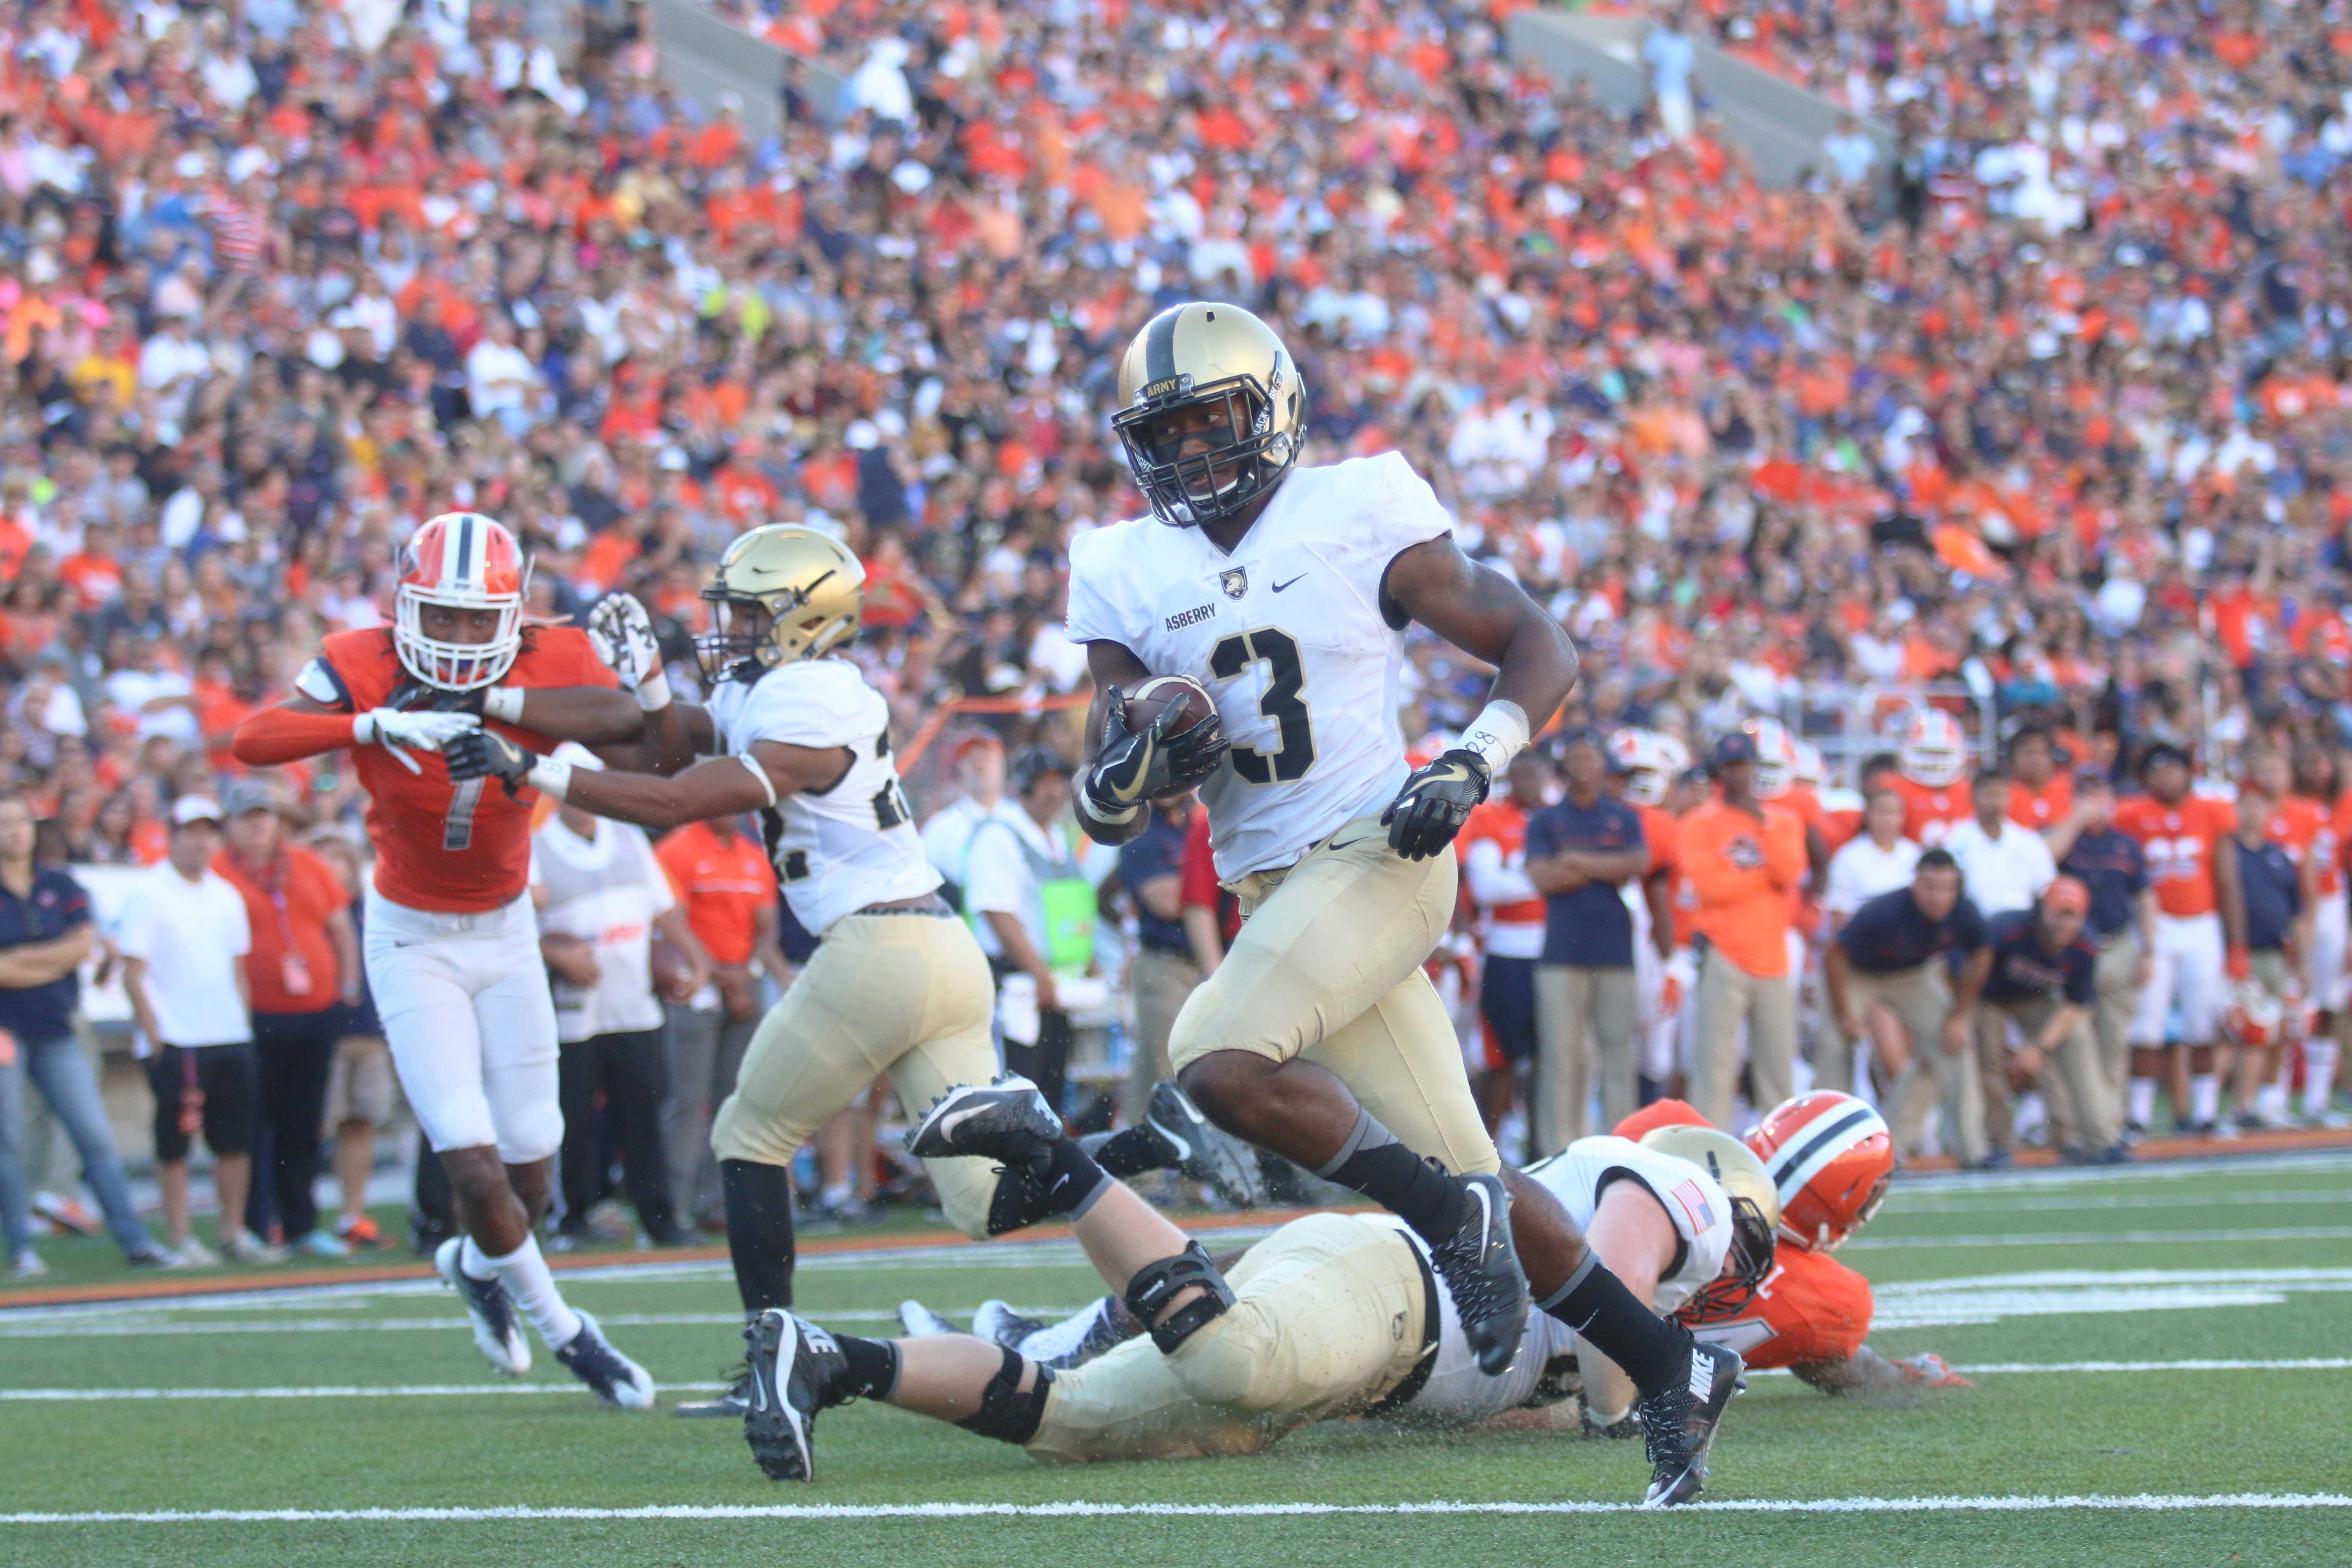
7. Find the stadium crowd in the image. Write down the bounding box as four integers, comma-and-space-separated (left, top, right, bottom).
2, 0, 2351, 1274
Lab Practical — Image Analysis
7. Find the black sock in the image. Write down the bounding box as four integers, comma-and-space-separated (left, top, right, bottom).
1084, 1125, 1172, 1179
1538, 1250, 1693, 1396
1314, 1110, 1467, 1243
984, 1137, 1114, 1235
721, 1158, 796, 1314
830, 1332, 901, 1404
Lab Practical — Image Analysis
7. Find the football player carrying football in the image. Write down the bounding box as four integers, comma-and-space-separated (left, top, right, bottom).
1614, 1092, 1966, 1393
233, 512, 657, 1407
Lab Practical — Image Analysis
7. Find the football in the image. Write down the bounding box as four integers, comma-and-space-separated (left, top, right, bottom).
1122, 674, 1217, 739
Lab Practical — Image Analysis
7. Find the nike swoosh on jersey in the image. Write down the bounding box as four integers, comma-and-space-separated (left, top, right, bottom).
1271, 574, 1308, 592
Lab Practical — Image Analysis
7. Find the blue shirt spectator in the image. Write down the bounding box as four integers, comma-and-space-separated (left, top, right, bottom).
0, 865, 92, 1043
1524, 791, 1645, 968
2236, 836, 2302, 953
2057, 822, 2149, 942
1980, 910, 2098, 1006
1836, 883, 1987, 975
1117, 805, 1192, 957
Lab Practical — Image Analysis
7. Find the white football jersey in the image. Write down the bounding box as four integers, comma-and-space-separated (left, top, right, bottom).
1066, 451, 1452, 880
1388, 1136, 1733, 1424
702, 655, 939, 935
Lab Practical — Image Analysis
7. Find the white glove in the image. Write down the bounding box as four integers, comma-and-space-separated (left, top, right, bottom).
355, 709, 480, 774
585, 592, 669, 710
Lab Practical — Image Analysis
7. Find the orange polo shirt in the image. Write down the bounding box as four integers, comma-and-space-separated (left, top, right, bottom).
655, 821, 776, 967
1678, 799, 1807, 977
211, 845, 351, 1015
2009, 773, 2074, 833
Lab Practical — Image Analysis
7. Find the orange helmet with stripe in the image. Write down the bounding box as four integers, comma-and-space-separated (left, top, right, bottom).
1743, 1090, 1893, 1252
395, 511, 529, 691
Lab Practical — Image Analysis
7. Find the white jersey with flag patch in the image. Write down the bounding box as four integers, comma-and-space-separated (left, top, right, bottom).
702, 655, 939, 936
1066, 451, 1453, 881
1383, 1134, 1734, 1424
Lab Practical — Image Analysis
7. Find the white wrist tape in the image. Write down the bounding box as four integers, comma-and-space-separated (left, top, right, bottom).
352, 711, 380, 745
1076, 786, 1142, 827
634, 669, 672, 712
482, 687, 526, 724
1460, 699, 1531, 775
525, 756, 573, 801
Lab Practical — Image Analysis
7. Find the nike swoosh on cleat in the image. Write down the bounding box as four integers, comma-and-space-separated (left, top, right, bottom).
1468, 1182, 1494, 1252
933, 1103, 998, 1142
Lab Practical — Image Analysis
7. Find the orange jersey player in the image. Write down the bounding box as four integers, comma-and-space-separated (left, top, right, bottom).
231, 511, 658, 1409
1615, 1092, 1966, 1392
1892, 710, 1974, 847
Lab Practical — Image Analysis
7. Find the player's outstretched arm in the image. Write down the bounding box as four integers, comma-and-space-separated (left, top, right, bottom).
447, 729, 841, 833
1792, 1346, 1969, 1396
233, 692, 477, 773
481, 684, 649, 747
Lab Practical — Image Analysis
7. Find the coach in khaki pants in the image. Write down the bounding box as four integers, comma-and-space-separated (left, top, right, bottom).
1680, 733, 1808, 1130
1522, 730, 1647, 1155
2052, 772, 2154, 1131
1824, 850, 1990, 1165
1958, 877, 2122, 1161
1117, 796, 1203, 1125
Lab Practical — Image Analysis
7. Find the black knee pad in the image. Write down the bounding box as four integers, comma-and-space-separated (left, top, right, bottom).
1123, 1241, 1235, 1354
955, 1346, 1053, 1445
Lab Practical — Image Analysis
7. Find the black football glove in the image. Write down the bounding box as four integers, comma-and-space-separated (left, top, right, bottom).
387, 677, 487, 716
444, 726, 536, 793
1080, 686, 1229, 819
1382, 747, 1490, 860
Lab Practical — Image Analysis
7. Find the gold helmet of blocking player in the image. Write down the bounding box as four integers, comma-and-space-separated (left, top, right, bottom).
1113, 302, 1307, 529
1640, 1124, 1782, 1316
695, 525, 866, 680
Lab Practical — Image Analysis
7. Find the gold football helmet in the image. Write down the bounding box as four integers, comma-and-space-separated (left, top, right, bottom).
1639, 1125, 1782, 1316
1113, 302, 1306, 527
695, 525, 865, 680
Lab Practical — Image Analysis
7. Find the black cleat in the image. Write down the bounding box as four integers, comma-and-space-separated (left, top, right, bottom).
1425, 1170, 1528, 1377
433, 1237, 530, 1376
1638, 1341, 1744, 1506
553, 1311, 656, 1410
907, 1076, 1061, 1173
744, 1308, 847, 1482
1143, 1081, 1267, 1207
674, 1357, 753, 1418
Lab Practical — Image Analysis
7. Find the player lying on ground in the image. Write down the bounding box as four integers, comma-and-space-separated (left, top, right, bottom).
1068, 301, 1736, 1503
1069, 1085, 1965, 1403
757, 1076, 1777, 1505
233, 512, 657, 1408
1614, 1092, 1968, 1395
446, 526, 1093, 1416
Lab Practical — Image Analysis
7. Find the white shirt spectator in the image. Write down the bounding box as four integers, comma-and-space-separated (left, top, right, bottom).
1944, 815, 2057, 917
103, 665, 198, 745
922, 795, 1023, 889
1825, 833, 1923, 919
1824, 125, 1877, 185
116, 863, 251, 1048
465, 333, 539, 416
138, 329, 211, 393
531, 814, 674, 1043
964, 807, 1073, 963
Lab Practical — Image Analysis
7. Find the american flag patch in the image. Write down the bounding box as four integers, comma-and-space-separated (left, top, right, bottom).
1669, 1179, 1716, 1234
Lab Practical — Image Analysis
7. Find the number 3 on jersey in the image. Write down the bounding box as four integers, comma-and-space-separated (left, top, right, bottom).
1210, 628, 1315, 784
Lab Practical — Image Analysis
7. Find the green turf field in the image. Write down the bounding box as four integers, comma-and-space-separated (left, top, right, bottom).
4, 1151, 2349, 1567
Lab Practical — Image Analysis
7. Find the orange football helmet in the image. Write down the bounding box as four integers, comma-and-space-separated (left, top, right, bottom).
1899, 709, 1971, 789
395, 511, 529, 691
1745, 1090, 1893, 1252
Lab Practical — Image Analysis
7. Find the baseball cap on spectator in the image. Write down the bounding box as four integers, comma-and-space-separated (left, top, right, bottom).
1710, 732, 1759, 769
2042, 877, 2092, 917
952, 734, 1005, 762
1009, 746, 1069, 796
171, 796, 224, 827
221, 778, 274, 818
2136, 744, 2193, 776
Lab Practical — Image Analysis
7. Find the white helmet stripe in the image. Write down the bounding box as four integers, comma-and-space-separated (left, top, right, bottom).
452, 513, 479, 590
1764, 1103, 1886, 1204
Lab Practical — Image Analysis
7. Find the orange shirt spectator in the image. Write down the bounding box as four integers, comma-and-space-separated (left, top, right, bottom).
212, 835, 351, 1016
1678, 798, 1807, 977
2009, 773, 2073, 833
655, 819, 776, 968
2112, 793, 2233, 919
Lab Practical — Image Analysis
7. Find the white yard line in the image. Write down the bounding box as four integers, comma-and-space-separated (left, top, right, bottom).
9, 1358, 2346, 1401
1891, 1190, 2350, 1214
1, 1493, 2345, 1524
0, 1307, 1084, 1339
1850, 1225, 2352, 1250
